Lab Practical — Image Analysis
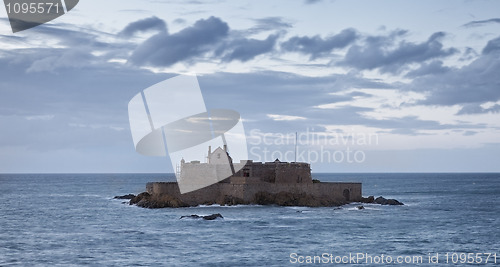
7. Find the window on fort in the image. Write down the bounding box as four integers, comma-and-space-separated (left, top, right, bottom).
217, 153, 221, 159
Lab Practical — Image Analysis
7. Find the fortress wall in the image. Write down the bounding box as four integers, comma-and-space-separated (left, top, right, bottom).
146, 181, 362, 204
229, 176, 262, 184
250, 163, 276, 183
275, 163, 312, 184
312, 182, 362, 202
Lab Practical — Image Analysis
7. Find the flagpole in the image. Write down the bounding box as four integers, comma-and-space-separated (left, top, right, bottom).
295, 132, 297, 162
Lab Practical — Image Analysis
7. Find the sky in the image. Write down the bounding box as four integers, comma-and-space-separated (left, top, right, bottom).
0, 0, 499, 173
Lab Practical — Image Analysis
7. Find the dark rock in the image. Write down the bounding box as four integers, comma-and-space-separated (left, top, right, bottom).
180, 213, 223, 220
361, 196, 375, 203
114, 194, 136, 199
129, 192, 150, 205
215, 195, 246, 206
357, 205, 365, 210
202, 213, 223, 220
254, 191, 344, 207
374, 196, 404, 205
129, 192, 189, 208
128, 190, 348, 209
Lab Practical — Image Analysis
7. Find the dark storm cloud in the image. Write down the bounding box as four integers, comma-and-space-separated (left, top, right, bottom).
463, 18, 500, 27
118, 16, 167, 37
281, 28, 358, 59
340, 31, 458, 74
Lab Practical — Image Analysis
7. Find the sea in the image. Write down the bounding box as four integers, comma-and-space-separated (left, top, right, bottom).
0, 173, 498, 266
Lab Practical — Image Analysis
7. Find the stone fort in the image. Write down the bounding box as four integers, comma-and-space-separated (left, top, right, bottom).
146, 145, 361, 206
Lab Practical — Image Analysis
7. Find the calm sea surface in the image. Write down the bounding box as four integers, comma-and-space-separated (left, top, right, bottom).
0, 173, 499, 266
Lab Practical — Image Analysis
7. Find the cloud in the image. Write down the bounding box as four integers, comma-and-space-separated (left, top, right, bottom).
195, 71, 485, 137
408, 35, 500, 106
340, 31, 458, 74
128, 16, 229, 67
247, 17, 292, 34
267, 114, 307, 121
405, 60, 450, 78
456, 103, 500, 115
304, 0, 322, 4
482, 36, 500, 54
219, 34, 279, 62
118, 16, 167, 37
26, 48, 96, 73
25, 115, 55, 121
460, 47, 478, 61
463, 130, 478, 136
463, 18, 500, 27
281, 28, 358, 59
126, 16, 289, 65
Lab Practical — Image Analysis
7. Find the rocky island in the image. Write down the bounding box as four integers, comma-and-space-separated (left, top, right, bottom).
119, 146, 402, 208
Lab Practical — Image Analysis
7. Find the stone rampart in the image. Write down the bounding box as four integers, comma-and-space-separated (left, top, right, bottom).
146, 181, 361, 206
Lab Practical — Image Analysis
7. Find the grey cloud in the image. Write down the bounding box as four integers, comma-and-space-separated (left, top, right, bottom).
118, 16, 167, 37
128, 16, 229, 67
408, 36, 500, 106
281, 28, 358, 59
173, 18, 187, 25
460, 47, 478, 61
463, 130, 478, 136
29, 23, 111, 48
340, 31, 457, 74
220, 34, 279, 62
405, 60, 450, 78
195, 71, 461, 136
247, 17, 292, 34
304, 0, 322, 4
463, 18, 500, 27
482, 36, 500, 54
456, 103, 500, 115
26, 48, 95, 73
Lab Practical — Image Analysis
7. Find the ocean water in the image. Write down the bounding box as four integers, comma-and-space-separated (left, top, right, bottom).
0, 173, 498, 266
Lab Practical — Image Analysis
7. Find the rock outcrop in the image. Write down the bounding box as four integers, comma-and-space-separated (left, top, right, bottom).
180, 213, 223, 220
254, 191, 345, 207
127, 190, 347, 208
374, 196, 404, 205
124, 192, 403, 208
361, 195, 404, 205
129, 192, 189, 208
114, 194, 136, 200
